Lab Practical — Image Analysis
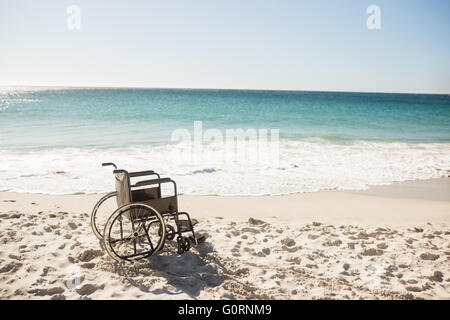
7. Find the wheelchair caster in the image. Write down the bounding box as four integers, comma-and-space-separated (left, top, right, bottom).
166, 225, 176, 241
177, 236, 190, 254
159, 225, 176, 241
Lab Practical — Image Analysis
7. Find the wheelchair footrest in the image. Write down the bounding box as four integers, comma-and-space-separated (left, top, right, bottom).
189, 234, 206, 244
177, 219, 196, 232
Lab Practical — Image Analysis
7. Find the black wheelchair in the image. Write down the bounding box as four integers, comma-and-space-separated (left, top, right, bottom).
90, 162, 198, 262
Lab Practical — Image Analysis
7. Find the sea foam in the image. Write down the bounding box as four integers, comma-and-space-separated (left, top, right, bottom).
0, 140, 449, 195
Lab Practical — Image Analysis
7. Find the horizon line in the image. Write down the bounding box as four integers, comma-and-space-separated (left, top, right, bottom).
1, 84, 449, 96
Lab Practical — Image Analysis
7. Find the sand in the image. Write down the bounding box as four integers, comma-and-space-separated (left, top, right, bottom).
0, 185, 449, 300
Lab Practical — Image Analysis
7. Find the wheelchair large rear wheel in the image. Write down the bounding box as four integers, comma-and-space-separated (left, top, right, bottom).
103, 203, 166, 262
90, 192, 117, 240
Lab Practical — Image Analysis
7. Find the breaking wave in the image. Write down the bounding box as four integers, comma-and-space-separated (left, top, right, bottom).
0, 139, 449, 195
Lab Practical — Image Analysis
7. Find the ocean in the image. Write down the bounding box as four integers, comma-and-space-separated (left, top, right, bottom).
0, 87, 449, 195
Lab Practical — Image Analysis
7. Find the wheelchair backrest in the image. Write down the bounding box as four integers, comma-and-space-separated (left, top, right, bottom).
114, 170, 131, 207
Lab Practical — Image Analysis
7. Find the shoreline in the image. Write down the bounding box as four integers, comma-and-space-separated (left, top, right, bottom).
349, 178, 450, 202
1, 178, 448, 228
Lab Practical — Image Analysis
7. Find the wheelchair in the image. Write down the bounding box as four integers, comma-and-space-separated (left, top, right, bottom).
90, 162, 198, 262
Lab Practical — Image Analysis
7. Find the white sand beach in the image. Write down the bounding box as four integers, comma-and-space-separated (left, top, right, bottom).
2, 0, 450, 303
0, 180, 449, 300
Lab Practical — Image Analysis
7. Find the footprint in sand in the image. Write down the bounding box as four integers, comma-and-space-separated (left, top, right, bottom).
231, 230, 240, 237
253, 251, 265, 257
80, 262, 96, 269
68, 222, 78, 230
76, 284, 98, 296
77, 249, 104, 262
322, 239, 342, 247
405, 286, 423, 292
1, 213, 21, 219
8, 254, 21, 260
419, 253, 439, 261
376, 243, 388, 249
281, 238, 295, 247
0, 262, 22, 273
231, 247, 241, 257
287, 257, 301, 264
40, 266, 56, 277
28, 287, 65, 297
248, 218, 267, 226
361, 248, 384, 256
22, 222, 36, 228
241, 227, 260, 234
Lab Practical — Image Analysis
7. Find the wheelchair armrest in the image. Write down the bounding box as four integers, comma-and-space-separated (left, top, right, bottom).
131, 178, 171, 188
129, 170, 156, 178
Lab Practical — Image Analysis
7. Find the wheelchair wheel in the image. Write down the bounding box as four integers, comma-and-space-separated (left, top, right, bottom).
103, 203, 166, 262
159, 224, 176, 241
90, 192, 117, 240
177, 236, 190, 254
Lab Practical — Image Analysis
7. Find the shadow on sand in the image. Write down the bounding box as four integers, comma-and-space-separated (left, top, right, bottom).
107, 241, 228, 298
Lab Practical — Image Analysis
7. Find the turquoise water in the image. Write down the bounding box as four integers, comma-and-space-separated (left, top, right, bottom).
1, 88, 449, 149
0, 87, 449, 195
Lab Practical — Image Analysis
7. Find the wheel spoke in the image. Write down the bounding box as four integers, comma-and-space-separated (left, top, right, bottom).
105, 204, 165, 261
142, 222, 154, 251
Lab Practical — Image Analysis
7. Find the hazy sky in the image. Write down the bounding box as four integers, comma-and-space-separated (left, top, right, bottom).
0, 0, 449, 93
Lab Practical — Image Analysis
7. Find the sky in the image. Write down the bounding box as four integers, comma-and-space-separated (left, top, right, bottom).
0, 0, 449, 93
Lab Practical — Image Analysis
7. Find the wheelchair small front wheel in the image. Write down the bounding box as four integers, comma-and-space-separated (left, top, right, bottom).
158, 224, 176, 241
177, 236, 190, 254
166, 225, 176, 241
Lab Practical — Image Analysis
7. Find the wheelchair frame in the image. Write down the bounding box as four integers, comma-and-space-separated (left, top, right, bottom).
91, 162, 197, 262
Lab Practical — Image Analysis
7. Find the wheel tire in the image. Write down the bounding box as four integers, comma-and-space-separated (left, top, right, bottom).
166, 225, 176, 241
177, 237, 185, 254
90, 192, 117, 240
182, 237, 190, 252
158, 224, 176, 239
177, 237, 190, 254
103, 203, 166, 262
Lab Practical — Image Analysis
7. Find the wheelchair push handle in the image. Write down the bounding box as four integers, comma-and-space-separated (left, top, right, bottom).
102, 162, 117, 169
